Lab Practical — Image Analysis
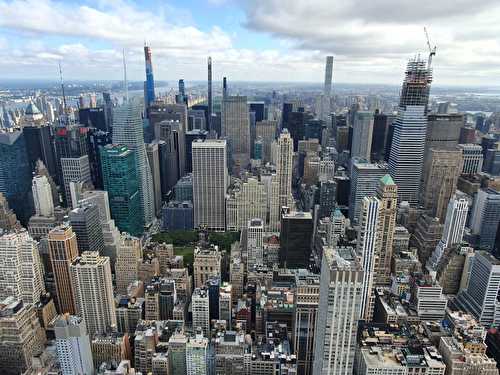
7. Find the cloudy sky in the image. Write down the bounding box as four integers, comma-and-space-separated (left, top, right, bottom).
0, 0, 499, 85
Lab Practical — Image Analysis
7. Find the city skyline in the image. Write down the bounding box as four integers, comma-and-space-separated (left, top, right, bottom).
0, 0, 499, 85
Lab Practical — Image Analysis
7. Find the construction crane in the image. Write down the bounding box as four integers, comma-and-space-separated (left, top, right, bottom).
424, 27, 437, 69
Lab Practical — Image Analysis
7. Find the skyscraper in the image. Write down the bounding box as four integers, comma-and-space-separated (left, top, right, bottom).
0, 229, 45, 304
100, 144, 143, 236
222, 95, 250, 174
324, 56, 333, 96
279, 210, 313, 269
458, 144, 483, 174
351, 111, 374, 161
470, 188, 500, 251
113, 101, 155, 226
313, 246, 364, 375
186, 334, 209, 375
144, 44, 156, 108
60, 155, 92, 208
247, 218, 264, 271
146, 142, 162, 215
389, 57, 432, 205
23, 124, 57, 178
54, 315, 94, 375
207, 56, 212, 131
32, 175, 54, 217
191, 288, 210, 337
69, 204, 105, 254
115, 233, 142, 295
48, 224, 79, 314
192, 139, 228, 231
70, 251, 116, 335
275, 129, 294, 209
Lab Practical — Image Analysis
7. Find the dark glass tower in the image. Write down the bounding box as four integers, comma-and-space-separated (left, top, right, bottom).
144, 45, 156, 108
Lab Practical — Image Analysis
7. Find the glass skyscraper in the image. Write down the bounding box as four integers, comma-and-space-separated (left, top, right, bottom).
100, 144, 143, 236
144, 45, 156, 108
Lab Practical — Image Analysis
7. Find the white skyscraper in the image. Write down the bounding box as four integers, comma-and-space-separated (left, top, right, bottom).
32, 175, 54, 217
357, 197, 380, 321
324, 56, 333, 96
113, 101, 155, 226
246, 218, 264, 271
351, 111, 374, 161
313, 246, 364, 375
54, 315, 94, 375
427, 195, 469, 273
192, 139, 228, 231
115, 233, 142, 295
221, 96, 250, 173
61, 155, 91, 209
70, 251, 116, 335
186, 333, 209, 375
191, 288, 210, 337
275, 129, 294, 208
0, 229, 45, 304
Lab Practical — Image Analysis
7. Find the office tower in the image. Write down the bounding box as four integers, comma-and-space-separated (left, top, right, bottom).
176, 79, 188, 106
188, 110, 207, 132
294, 271, 320, 375
113, 101, 155, 226
275, 129, 294, 208
324, 56, 334, 96
413, 214, 444, 265
427, 195, 468, 272
412, 277, 447, 320
162, 201, 194, 231
256, 120, 277, 162
247, 218, 264, 270
458, 143, 483, 174
287, 111, 310, 150
313, 246, 363, 375
207, 56, 212, 130
192, 288, 210, 337
0, 128, 32, 223
0, 193, 18, 231
86, 128, 112, 189
69, 204, 104, 254
219, 283, 232, 326
456, 251, 500, 326
423, 149, 463, 221
115, 234, 142, 294
100, 144, 143, 236
54, 125, 89, 183
230, 255, 244, 301
389, 58, 432, 205
146, 142, 162, 215
470, 188, 500, 251
23, 124, 57, 177
70, 251, 116, 335
357, 197, 380, 321
48, 225, 79, 314
61, 155, 92, 208
318, 180, 337, 218
0, 229, 45, 304
54, 315, 93, 375
374, 175, 397, 286
279, 211, 313, 268
169, 333, 188, 375
370, 113, 395, 161
349, 161, 388, 223
79, 107, 107, 131
222, 76, 228, 100
423, 113, 463, 171
185, 129, 208, 173
102, 92, 113, 132
32, 174, 54, 217
222, 96, 250, 173
144, 44, 155, 108
206, 276, 220, 321
192, 139, 228, 231
155, 120, 185, 191
0, 298, 46, 375
186, 334, 209, 375
194, 245, 222, 288
225, 177, 267, 231
351, 111, 374, 160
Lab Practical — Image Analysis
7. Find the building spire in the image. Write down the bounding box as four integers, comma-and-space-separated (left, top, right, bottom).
122, 48, 129, 102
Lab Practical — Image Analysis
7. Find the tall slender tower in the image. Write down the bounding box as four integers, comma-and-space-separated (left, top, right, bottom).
222, 77, 228, 100
143, 44, 155, 108
374, 175, 397, 286
323, 56, 333, 96
207, 57, 212, 131
275, 129, 294, 208
113, 101, 155, 227
32, 175, 54, 217
388, 57, 432, 205
357, 197, 380, 321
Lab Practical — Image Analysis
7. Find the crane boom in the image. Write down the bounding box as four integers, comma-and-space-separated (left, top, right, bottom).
424, 27, 437, 69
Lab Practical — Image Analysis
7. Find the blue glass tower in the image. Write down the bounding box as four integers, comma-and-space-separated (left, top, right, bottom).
144, 45, 156, 108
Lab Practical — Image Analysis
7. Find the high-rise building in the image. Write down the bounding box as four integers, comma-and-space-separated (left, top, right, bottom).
155, 119, 185, 191
70, 251, 116, 335
48, 224, 79, 314
0, 229, 45, 304
456, 251, 500, 326
186, 333, 209, 375
193, 245, 222, 289
207, 57, 213, 131
374, 175, 397, 286
370, 113, 395, 162
192, 139, 228, 231
23, 124, 57, 178
225, 177, 267, 231
313, 246, 364, 375
32, 174, 54, 217
0, 193, 18, 231
146, 142, 163, 215
389, 58, 432, 205
458, 143, 483, 174
54, 315, 94, 375
115, 234, 142, 295
349, 161, 388, 223
247, 218, 264, 271
192, 288, 210, 337
69, 204, 104, 254
100, 144, 143, 236
470, 188, 500, 251
256, 120, 277, 163
222, 96, 250, 173
294, 271, 320, 375
0, 128, 32, 223
324, 56, 334, 96
60, 155, 92, 208
275, 129, 294, 209
0, 298, 46, 375
113, 101, 155, 226
279, 210, 313, 269
422, 149, 463, 221
357, 197, 380, 321
144, 44, 156, 108
351, 111, 374, 161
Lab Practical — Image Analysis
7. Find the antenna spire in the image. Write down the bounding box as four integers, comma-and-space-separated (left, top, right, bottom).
122, 48, 129, 102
